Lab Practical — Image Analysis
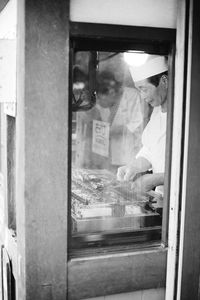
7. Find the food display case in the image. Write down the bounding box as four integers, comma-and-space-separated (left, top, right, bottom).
71, 168, 163, 235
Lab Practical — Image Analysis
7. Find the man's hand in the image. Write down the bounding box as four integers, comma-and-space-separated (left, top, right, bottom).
117, 157, 152, 182
131, 173, 164, 193
117, 165, 137, 181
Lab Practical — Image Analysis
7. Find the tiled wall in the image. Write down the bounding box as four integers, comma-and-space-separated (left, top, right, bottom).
84, 288, 165, 300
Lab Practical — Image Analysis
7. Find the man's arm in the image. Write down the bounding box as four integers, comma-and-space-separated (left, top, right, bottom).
117, 157, 152, 181
131, 173, 164, 193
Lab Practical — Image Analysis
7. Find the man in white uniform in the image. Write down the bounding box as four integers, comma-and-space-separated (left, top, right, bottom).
117, 55, 168, 195
96, 70, 150, 171
75, 70, 149, 171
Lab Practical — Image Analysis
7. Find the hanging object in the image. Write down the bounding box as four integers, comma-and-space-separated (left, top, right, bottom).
72, 51, 98, 111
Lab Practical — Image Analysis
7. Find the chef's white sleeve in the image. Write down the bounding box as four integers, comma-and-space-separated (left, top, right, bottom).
136, 145, 152, 166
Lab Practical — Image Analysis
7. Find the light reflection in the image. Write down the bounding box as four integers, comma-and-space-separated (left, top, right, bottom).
124, 52, 148, 67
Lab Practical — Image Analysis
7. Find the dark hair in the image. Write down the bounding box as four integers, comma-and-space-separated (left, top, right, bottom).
96, 70, 122, 94
147, 71, 168, 87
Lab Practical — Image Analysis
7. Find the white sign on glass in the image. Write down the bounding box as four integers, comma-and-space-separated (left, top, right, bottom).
92, 120, 110, 157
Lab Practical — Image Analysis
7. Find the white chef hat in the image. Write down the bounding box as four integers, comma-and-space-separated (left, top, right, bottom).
129, 54, 168, 83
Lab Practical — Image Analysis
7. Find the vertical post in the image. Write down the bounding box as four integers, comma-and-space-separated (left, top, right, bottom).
165, 0, 187, 298
177, 0, 200, 299
16, 0, 69, 299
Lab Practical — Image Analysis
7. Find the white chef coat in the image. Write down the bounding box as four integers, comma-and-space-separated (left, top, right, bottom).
136, 106, 167, 194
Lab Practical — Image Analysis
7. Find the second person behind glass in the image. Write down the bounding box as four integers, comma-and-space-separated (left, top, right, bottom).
95, 70, 149, 173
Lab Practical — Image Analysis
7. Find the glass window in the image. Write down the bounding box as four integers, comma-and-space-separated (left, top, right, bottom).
70, 49, 169, 250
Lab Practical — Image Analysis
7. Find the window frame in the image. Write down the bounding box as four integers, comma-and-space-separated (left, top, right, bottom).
68, 21, 176, 299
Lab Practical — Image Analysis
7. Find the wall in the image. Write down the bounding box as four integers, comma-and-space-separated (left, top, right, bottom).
15, 0, 70, 299
70, 0, 177, 28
